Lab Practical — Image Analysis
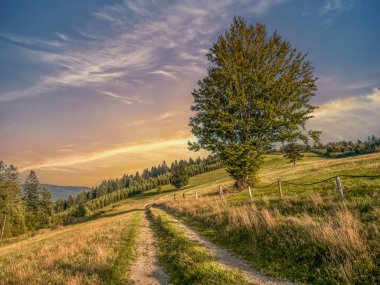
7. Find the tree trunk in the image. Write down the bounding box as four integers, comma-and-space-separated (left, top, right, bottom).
234, 179, 245, 190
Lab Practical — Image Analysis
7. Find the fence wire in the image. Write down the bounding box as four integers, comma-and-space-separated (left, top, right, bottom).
212, 173, 380, 192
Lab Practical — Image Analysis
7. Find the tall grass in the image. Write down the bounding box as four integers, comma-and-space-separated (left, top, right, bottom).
160, 195, 379, 284
0, 211, 142, 284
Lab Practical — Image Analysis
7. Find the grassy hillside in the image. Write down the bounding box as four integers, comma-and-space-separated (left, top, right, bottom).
158, 152, 380, 284
1, 152, 379, 284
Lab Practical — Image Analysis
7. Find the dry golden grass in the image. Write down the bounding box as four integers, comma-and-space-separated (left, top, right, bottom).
160, 194, 377, 284
0, 209, 141, 284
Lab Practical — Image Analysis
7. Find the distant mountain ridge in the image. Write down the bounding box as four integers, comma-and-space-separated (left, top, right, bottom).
42, 184, 90, 201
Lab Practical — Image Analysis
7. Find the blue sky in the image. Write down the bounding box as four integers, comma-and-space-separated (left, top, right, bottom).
0, 0, 379, 185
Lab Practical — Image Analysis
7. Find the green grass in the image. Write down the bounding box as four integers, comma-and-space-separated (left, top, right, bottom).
229, 152, 380, 201
158, 153, 380, 284
148, 207, 253, 285
103, 211, 142, 284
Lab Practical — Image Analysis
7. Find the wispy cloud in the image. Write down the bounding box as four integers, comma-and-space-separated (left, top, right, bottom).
19, 136, 192, 172
100, 91, 133, 105
309, 88, 380, 141
128, 111, 181, 127
316, 75, 377, 102
319, 0, 357, 28
320, 0, 356, 15
0, 0, 287, 104
55, 33, 71, 42
0, 33, 63, 50
148, 70, 178, 80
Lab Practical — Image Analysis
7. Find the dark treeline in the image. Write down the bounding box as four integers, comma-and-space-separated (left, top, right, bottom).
312, 135, 380, 158
275, 135, 380, 159
0, 162, 55, 238
56, 155, 222, 223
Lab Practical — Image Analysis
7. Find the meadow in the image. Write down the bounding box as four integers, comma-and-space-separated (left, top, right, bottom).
158, 153, 380, 284
0, 152, 379, 284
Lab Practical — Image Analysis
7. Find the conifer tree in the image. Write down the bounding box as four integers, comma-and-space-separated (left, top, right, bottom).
23, 170, 40, 213
23, 170, 54, 229
0, 162, 26, 237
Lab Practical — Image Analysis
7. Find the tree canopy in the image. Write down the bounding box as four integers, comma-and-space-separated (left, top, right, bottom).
283, 142, 304, 165
189, 16, 317, 187
0, 162, 55, 238
170, 163, 189, 190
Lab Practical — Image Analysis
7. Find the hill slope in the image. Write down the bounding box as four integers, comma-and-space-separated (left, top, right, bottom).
1, 153, 379, 284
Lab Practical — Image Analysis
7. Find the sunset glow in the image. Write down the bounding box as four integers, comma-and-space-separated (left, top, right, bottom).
1, 0, 379, 186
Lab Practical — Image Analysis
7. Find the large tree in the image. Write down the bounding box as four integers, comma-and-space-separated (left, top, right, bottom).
189, 17, 317, 188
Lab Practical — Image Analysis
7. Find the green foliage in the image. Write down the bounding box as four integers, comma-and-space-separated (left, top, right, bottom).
156, 185, 163, 194
73, 202, 88, 218
0, 163, 55, 237
283, 142, 304, 165
0, 162, 27, 238
23, 171, 55, 230
37, 188, 55, 228
308, 130, 322, 148
313, 135, 380, 157
170, 163, 189, 190
23, 170, 40, 213
189, 16, 317, 187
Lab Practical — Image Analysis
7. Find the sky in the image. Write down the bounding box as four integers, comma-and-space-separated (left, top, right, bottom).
0, 0, 379, 186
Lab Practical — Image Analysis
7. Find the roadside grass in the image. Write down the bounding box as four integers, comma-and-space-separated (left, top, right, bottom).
160, 196, 379, 284
103, 211, 142, 284
158, 153, 380, 284
148, 207, 253, 285
0, 210, 143, 284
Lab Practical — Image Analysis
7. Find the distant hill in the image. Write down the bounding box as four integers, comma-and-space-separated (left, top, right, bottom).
42, 184, 90, 201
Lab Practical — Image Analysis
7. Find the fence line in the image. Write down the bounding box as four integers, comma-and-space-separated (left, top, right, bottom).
282, 177, 336, 186
177, 173, 379, 202
252, 181, 278, 189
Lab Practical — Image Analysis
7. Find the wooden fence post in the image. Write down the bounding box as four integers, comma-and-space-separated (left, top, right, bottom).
183, 192, 186, 199
1, 214, 6, 240
248, 186, 253, 202
219, 185, 224, 199
195, 191, 198, 199
335, 176, 345, 201
278, 178, 283, 199
174, 194, 176, 200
